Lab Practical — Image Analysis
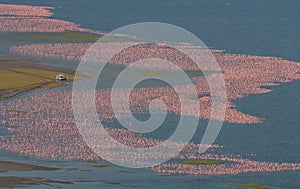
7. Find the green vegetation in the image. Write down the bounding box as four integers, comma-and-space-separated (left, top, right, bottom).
80, 169, 92, 172
4, 31, 139, 43
0, 176, 72, 188
92, 163, 110, 168
76, 179, 96, 183
76, 177, 87, 180
226, 183, 272, 189
196, 94, 210, 99
0, 56, 76, 101
0, 161, 59, 172
85, 160, 110, 168
5, 31, 101, 43
6, 109, 28, 115
0, 68, 73, 100
180, 159, 224, 165
84, 160, 98, 164
102, 181, 121, 185
0, 69, 48, 91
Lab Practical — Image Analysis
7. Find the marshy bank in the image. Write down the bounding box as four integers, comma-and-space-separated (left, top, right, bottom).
0, 55, 75, 101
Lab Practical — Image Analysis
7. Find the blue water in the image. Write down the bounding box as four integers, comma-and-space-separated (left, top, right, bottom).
1, 0, 300, 61
0, 0, 299, 188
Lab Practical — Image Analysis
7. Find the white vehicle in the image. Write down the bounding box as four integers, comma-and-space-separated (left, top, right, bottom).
56, 73, 67, 81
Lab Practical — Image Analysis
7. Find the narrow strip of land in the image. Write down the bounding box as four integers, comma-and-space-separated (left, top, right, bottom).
0, 56, 75, 100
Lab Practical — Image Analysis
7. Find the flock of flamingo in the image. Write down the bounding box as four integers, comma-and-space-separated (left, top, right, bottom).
1, 91, 300, 174
1, 3, 300, 175
0, 4, 100, 33
10, 43, 300, 124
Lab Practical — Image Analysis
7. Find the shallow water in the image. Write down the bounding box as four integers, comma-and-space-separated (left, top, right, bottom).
0, 0, 299, 188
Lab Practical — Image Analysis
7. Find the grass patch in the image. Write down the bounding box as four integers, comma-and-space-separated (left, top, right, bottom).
0, 55, 77, 100
76, 180, 96, 183
226, 183, 272, 189
0, 69, 48, 91
0, 68, 72, 95
5, 31, 101, 43
4, 31, 140, 43
0, 56, 76, 100
9, 68, 75, 81
7, 109, 28, 115
80, 169, 92, 172
76, 177, 86, 180
0, 161, 59, 172
180, 159, 224, 165
84, 160, 98, 164
102, 181, 121, 185
197, 94, 210, 99
92, 163, 110, 168
0, 176, 72, 188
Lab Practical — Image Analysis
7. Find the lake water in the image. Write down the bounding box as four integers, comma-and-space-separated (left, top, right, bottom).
0, 0, 299, 188
1, 0, 299, 62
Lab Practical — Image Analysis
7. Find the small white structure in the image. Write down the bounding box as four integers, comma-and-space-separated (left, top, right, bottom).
56, 73, 67, 81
